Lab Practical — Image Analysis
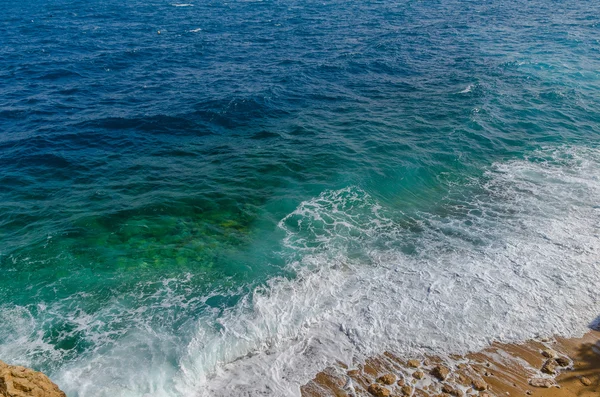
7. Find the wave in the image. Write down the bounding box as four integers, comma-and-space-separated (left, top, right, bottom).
3, 145, 600, 396
172, 145, 600, 396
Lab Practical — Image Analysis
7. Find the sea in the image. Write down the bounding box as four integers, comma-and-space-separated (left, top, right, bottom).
1, 0, 599, 396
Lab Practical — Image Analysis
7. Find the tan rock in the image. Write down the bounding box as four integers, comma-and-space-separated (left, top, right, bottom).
472, 378, 487, 391
452, 390, 464, 397
431, 365, 450, 381
528, 378, 557, 388
407, 359, 421, 368
377, 374, 396, 385
368, 383, 391, 397
555, 356, 569, 367
397, 378, 405, 387
0, 360, 66, 397
413, 370, 425, 380
400, 385, 413, 396
579, 376, 592, 386
541, 359, 557, 375
441, 384, 454, 394
541, 349, 557, 359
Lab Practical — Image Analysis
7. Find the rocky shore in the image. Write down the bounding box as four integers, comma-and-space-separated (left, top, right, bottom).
0, 361, 65, 397
1, 329, 598, 397
301, 330, 600, 397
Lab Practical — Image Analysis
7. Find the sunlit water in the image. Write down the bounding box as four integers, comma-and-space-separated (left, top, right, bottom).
1, 0, 600, 396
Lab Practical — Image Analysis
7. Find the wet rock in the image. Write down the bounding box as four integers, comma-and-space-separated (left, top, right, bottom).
400, 385, 413, 396
377, 374, 396, 385
451, 388, 464, 397
580, 376, 592, 386
347, 369, 360, 377
431, 365, 451, 381
0, 360, 66, 397
472, 378, 487, 391
529, 378, 556, 388
526, 391, 533, 395
541, 349, 557, 359
407, 360, 421, 368
442, 384, 454, 394
368, 383, 391, 397
555, 356, 569, 367
541, 359, 557, 375
413, 370, 425, 380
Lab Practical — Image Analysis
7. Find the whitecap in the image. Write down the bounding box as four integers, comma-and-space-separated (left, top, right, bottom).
174, 145, 600, 396
459, 84, 473, 93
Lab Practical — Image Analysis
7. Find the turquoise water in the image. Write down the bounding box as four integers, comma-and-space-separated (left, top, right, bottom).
1, 0, 600, 395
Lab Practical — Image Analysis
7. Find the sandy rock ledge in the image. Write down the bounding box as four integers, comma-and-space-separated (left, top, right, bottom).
0, 361, 66, 397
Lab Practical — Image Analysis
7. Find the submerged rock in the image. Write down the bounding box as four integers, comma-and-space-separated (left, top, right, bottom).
529, 377, 557, 388
368, 383, 391, 397
541, 348, 557, 359
555, 356, 570, 367
579, 376, 592, 386
472, 378, 488, 391
0, 361, 66, 397
541, 359, 557, 375
377, 374, 396, 385
431, 365, 450, 381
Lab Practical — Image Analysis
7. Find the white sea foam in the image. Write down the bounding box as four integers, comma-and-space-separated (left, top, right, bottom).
173, 145, 600, 396
3, 146, 600, 397
459, 84, 473, 93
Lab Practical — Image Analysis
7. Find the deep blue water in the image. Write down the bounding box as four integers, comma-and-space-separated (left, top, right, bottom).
1, 0, 600, 396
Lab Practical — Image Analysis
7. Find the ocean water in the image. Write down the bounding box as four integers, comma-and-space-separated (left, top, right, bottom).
1, 0, 600, 395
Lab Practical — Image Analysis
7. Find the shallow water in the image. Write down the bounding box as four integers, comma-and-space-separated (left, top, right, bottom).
1, 0, 600, 395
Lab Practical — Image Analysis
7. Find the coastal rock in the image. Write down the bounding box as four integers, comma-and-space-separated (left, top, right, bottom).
529, 378, 557, 388
400, 385, 412, 396
580, 376, 592, 386
413, 370, 425, 380
472, 378, 487, 391
0, 361, 66, 397
541, 349, 557, 359
368, 383, 391, 397
431, 365, 450, 381
397, 378, 405, 387
555, 356, 569, 367
541, 359, 557, 375
377, 374, 396, 385
407, 359, 421, 368
441, 384, 454, 394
